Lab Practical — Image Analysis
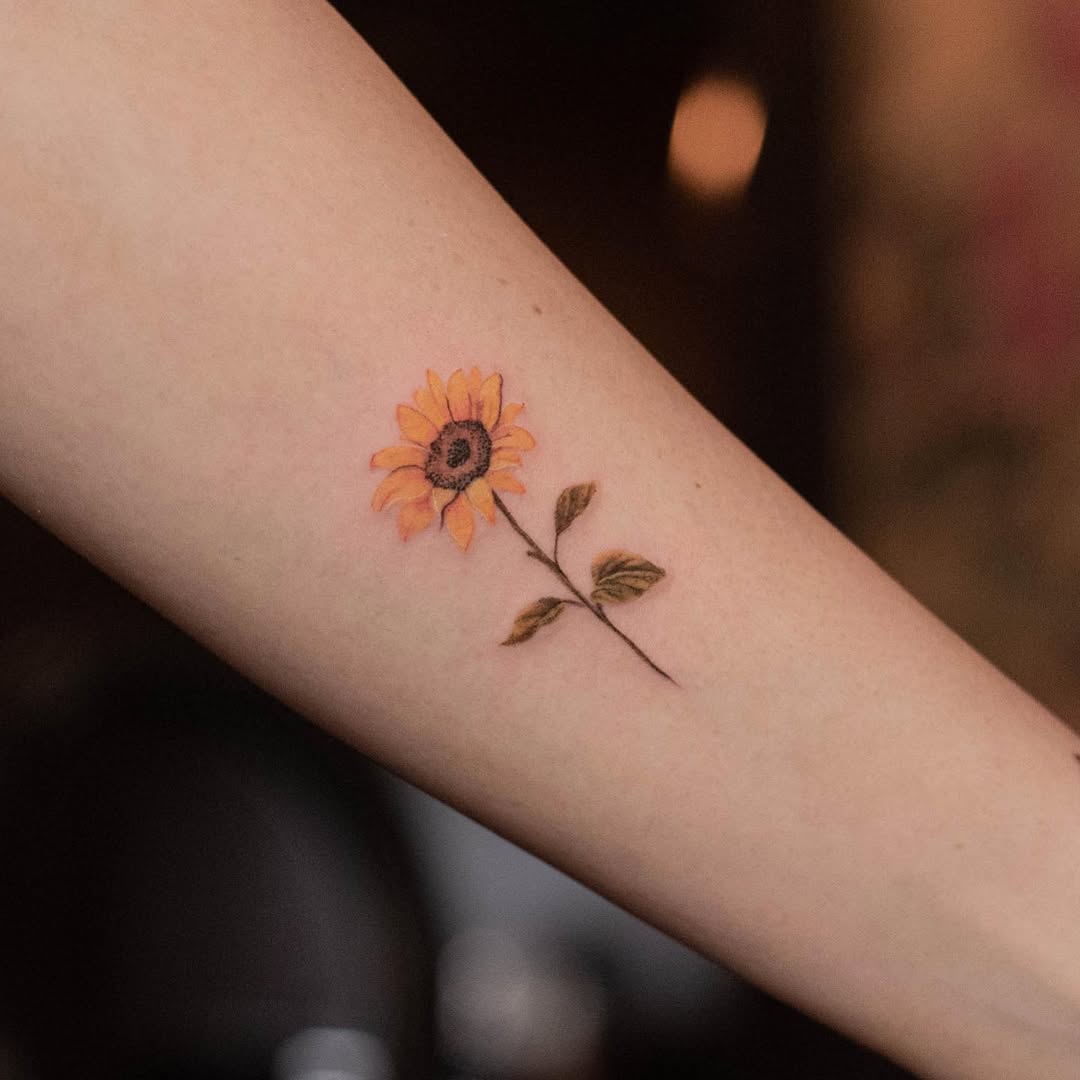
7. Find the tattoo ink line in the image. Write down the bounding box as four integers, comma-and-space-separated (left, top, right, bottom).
492, 492, 675, 683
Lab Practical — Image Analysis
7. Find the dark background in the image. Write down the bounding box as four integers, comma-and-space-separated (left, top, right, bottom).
0, 3, 911, 1078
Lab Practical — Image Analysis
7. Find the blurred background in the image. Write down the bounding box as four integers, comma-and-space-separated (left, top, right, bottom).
3, 1, 1079, 1077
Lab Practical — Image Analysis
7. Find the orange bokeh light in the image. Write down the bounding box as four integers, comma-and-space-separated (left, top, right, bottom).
668, 75, 767, 200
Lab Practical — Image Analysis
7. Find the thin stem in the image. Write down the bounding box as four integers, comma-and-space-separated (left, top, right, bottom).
493, 492, 675, 683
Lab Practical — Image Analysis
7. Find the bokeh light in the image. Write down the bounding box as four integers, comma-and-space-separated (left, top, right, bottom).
668, 73, 767, 200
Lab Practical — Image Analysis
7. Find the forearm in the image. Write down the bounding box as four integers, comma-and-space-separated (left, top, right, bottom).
2, 3, 1080, 1077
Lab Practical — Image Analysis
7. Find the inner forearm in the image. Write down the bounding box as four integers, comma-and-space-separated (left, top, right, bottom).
2, 4, 1080, 1077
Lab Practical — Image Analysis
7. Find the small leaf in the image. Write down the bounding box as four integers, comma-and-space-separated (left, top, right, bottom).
555, 482, 597, 536
590, 550, 665, 604
501, 597, 567, 645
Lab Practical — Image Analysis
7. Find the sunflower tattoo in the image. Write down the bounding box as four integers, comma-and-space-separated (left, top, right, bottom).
372, 368, 673, 681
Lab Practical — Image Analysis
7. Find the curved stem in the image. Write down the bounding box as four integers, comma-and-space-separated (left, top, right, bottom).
493, 492, 675, 683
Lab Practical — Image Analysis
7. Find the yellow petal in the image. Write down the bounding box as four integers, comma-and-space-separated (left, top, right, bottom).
432, 486, 457, 514
466, 476, 496, 523
467, 367, 483, 419
447, 369, 471, 422
478, 373, 502, 430
397, 495, 435, 540
494, 402, 524, 432
493, 425, 536, 451
490, 448, 522, 470
371, 444, 427, 470
444, 493, 475, 551
372, 467, 431, 511
397, 404, 439, 446
414, 386, 450, 429
427, 369, 450, 416
488, 469, 525, 494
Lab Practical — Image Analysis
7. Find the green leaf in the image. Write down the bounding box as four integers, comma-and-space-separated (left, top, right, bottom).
590, 551, 665, 604
501, 597, 568, 645
555, 482, 596, 536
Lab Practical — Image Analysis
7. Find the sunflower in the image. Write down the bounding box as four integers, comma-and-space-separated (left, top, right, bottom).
371, 368, 535, 550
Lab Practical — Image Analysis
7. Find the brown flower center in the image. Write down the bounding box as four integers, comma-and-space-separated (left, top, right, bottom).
425, 419, 492, 491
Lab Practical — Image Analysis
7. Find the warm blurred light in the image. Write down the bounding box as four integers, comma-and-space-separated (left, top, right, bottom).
668, 74, 767, 200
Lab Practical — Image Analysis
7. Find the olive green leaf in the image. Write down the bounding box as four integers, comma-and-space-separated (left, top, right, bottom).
501, 597, 568, 645
554, 482, 597, 536
590, 551, 665, 604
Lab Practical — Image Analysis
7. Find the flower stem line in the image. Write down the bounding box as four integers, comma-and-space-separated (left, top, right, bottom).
492, 492, 676, 683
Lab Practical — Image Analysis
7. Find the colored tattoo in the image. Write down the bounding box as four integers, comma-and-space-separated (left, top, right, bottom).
371, 368, 673, 681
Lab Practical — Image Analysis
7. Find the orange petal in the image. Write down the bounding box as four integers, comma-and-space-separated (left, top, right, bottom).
488, 469, 525, 494
427, 370, 451, 419
371, 444, 427, 470
467, 367, 484, 419
414, 386, 450, 429
372, 467, 431, 511
397, 494, 435, 540
490, 448, 522, 470
493, 425, 536, 451
478, 373, 502, 430
446, 369, 471, 422
494, 402, 524, 433
466, 476, 496, 523
444, 493, 475, 551
425, 371, 447, 406
397, 404, 439, 446
432, 486, 457, 514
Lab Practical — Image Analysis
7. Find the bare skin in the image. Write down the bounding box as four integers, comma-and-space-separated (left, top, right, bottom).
2, 4, 1080, 1077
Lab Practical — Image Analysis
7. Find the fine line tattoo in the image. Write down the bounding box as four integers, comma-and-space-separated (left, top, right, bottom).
371, 368, 674, 681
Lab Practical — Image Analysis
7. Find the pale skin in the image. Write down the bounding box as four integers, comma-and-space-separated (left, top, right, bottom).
2, 3, 1080, 1077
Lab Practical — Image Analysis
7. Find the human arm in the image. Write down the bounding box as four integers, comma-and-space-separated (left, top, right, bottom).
2, 3, 1080, 1076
